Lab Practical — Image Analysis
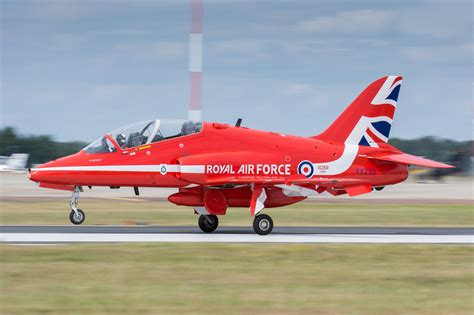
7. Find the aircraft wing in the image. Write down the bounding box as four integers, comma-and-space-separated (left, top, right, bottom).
368, 152, 454, 168
203, 176, 286, 185
286, 177, 369, 187
203, 175, 369, 188
203, 175, 372, 197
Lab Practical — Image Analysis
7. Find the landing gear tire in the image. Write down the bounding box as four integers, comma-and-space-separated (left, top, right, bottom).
69, 209, 85, 225
253, 214, 273, 235
198, 215, 219, 233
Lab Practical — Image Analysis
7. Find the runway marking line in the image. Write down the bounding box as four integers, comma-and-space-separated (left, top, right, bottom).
1, 233, 473, 244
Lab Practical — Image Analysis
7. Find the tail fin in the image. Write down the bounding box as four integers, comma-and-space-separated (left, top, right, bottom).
314, 76, 402, 147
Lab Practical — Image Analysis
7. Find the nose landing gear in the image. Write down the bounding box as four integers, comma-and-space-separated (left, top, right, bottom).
69, 186, 85, 225
69, 208, 85, 225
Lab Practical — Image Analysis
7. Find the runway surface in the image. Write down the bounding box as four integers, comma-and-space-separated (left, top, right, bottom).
1, 226, 473, 244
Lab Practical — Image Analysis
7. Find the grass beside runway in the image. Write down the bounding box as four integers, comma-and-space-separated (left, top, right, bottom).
1, 243, 472, 315
0, 200, 473, 226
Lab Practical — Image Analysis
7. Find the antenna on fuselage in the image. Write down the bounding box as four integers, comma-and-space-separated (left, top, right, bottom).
188, 0, 203, 121
235, 118, 242, 127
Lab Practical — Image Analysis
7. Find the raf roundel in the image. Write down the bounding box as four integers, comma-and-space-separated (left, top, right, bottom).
160, 165, 167, 175
297, 160, 314, 178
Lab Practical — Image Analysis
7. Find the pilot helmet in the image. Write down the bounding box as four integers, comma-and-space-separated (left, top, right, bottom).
116, 133, 126, 147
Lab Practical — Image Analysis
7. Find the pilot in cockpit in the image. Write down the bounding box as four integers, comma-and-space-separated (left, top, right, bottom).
108, 120, 202, 150
116, 133, 127, 148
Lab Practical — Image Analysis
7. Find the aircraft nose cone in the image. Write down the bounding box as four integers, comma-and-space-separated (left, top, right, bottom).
28, 160, 59, 183
28, 151, 86, 185
29, 167, 46, 183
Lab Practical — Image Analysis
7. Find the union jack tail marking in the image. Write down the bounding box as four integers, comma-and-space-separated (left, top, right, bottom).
314, 76, 402, 147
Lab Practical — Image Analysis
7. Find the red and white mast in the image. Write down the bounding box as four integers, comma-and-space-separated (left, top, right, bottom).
188, 0, 203, 121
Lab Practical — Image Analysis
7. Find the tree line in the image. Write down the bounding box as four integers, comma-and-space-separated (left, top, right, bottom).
0, 127, 87, 166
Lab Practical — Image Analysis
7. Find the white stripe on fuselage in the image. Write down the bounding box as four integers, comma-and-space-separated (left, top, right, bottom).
310, 115, 390, 176
180, 165, 205, 173
311, 144, 358, 176
30, 165, 197, 173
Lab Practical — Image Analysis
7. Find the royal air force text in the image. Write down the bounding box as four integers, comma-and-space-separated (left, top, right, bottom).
206, 164, 291, 176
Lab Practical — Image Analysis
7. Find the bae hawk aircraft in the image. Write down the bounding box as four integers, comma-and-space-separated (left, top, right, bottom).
29, 76, 452, 235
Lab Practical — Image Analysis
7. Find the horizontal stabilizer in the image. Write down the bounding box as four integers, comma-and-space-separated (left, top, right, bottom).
368, 153, 454, 169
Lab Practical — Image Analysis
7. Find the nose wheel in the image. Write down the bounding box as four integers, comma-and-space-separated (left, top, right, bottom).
253, 214, 273, 235
198, 215, 219, 233
69, 186, 86, 225
70, 209, 85, 225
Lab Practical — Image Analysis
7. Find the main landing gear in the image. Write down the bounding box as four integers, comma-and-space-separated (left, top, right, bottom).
197, 213, 274, 235
198, 215, 219, 233
69, 186, 85, 225
253, 214, 273, 235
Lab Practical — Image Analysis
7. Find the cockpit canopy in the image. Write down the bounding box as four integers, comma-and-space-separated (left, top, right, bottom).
83, 120, 202, 154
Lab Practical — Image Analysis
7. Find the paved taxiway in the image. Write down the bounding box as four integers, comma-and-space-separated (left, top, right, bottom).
1, 226, 473, 244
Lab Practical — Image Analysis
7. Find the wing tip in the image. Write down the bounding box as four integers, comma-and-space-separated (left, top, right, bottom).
433, 163, 455, 169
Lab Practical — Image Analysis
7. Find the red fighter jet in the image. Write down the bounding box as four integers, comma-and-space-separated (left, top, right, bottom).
29, 76, 452, 235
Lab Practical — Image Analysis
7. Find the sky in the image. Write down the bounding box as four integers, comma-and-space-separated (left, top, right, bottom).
1, 0, 472, 142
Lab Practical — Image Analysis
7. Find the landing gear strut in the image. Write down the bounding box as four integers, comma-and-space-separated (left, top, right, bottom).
69, 186, 85, 225
253, 214, 273, 235
198, 214, 219, 233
